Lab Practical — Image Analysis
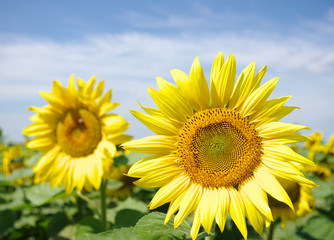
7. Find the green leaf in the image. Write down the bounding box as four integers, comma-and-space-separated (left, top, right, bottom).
113, 154, 130, 166
0, 168, 33, 184
46, 212, 70, 237
0, 187, 28, 211
0, 209, 15, 236
75, 216, 104, 240
25, 183, 63, 206
115, 209, 145, 228
93, 227, 139, 240
272, 221, 304, 240
302, 213, 334, 240
106, 197, 148, 224
134, 212, 191, 240
327, 155, 334, 163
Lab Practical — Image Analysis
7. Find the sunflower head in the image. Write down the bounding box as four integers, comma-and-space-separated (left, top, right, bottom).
305, 131, 323, 149
122, 52, 315, 239
2, 145, 24, 176
1, 144, 34, 185
23, 75, 131, 193
305, 164, 332, 181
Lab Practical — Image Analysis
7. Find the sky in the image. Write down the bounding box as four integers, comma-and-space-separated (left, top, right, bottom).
0, 0, 334, 142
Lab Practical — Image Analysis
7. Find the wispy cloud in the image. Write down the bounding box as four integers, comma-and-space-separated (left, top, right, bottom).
1, 7, 334, 142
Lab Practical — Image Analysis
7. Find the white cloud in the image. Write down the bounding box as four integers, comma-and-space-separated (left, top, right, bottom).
0, 27, 334, 142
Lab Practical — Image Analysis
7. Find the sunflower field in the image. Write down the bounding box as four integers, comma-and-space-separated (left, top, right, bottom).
1, 53, 334, 240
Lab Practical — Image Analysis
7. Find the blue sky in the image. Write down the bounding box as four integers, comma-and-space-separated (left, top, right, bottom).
0, 0, 334, 142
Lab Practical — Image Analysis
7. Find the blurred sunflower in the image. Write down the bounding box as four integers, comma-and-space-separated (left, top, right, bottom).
325, 134, 334, 155
122, 52, 315, 239
106, 164, 136, 199
2, 144, 34, 185
23, 75, 131, 194
269, 177, 314, 228
2, 145, 23, 176
305, 164, 332, 181
305, 131, 326, 161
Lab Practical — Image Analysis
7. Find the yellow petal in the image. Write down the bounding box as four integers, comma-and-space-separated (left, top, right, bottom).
103, 114, 129, 134
121, 135, 176, 154
199, 188, 218, 233
262, 143, 315, 166
239, 77, 279, 117
84, 76, 96, 95
148, 87, 187, 123
215, 187, 230, 232
99, 102, 120, 117
149, 174, 190, 209
68, 74, 76, 92
91, 80, 104, 99
23, 123, 55, 136
130, 110, 179, 136
170, 68, 200, 110
156, 76, 193, 117
228, 188, 247, 239
262, 133, 310, 145
174, 184, 203, 228
134, 166, 183, 188
191, 207, 202, 240
27, 136, 55, 150
240, 179, 273, 221
258, 122, 310, 139
242, 196, 265, 235
128, 155, 178, 178
188, 57, 210, 109
33, 145, 61, 172
210, 51, 224, 107
250, 65, 267, 92
229, 61, 255, 109
254, 166, 294, 211
250, 96, 291, 123
39, 91, 66, 110
165, 191, 186, 224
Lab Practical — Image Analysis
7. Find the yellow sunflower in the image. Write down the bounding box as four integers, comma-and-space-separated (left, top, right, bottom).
106, 164, 136, 199
305, 131, 326, 161
122, 52, 315, 239
2, 144, 34, 185
2, 145, 23, 176
269, 177, 314, 228
23, 75, 131, 194
305, 164, 332, 181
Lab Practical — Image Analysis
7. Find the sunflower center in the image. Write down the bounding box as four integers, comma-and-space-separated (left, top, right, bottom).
177, 108, 262, 188
57, 109, 102, 157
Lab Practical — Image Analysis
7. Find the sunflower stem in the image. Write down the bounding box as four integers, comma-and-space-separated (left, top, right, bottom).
76, 190, 102, 219
267, 221, 276, 240
100, 179, 108, 230
76, 195, 84, 219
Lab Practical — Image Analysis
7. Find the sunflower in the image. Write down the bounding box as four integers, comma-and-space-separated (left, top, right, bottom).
269, 177, 314, 228
305, 164, 332, 181
122, 52, 315, 239
106, 164, 136, 199
2, 144, 34, 185
2, 145, 23, 176
23, 75, 131, 194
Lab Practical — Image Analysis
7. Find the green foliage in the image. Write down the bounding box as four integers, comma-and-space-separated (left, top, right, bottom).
134, 212, 191, 240
0, 139, 334, 240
